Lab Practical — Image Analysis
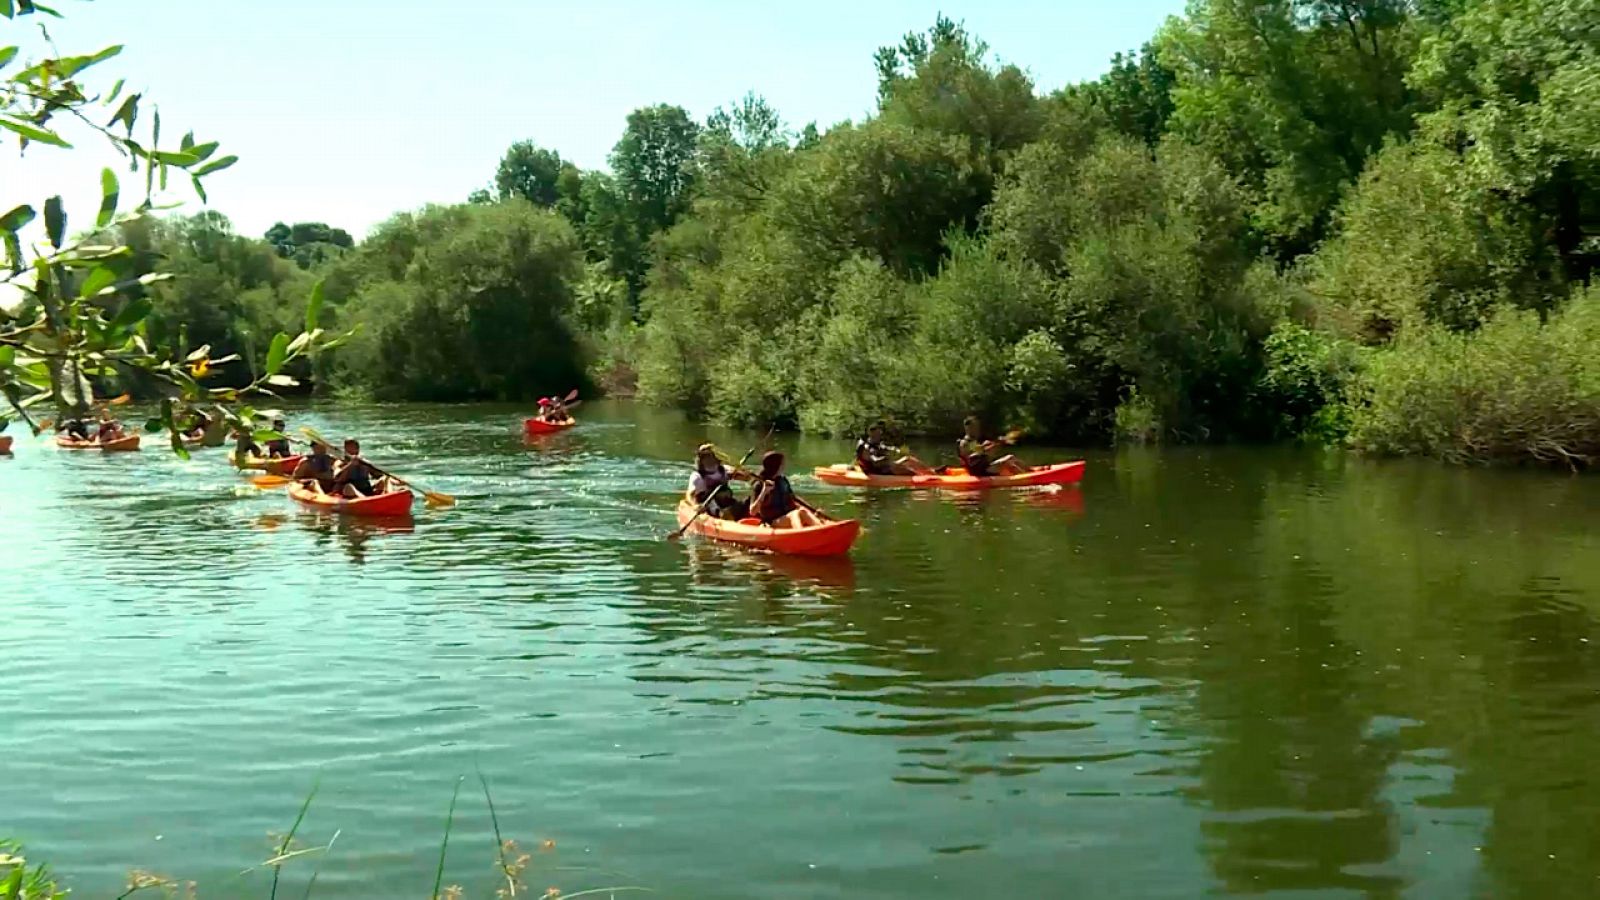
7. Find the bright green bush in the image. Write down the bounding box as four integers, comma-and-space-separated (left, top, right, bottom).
1346, 288, 1600, 467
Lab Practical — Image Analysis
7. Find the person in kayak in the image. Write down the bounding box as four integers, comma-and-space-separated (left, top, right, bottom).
332, 438, 392, 498
232, 425, 262, 461
957, 416, 1027, 477
687, 443, 750, 520
749, 451, 822, 526
264, 419, 293, 458
856, 422, 932, 476
94, 404, 125, 442
62, 417, 91, 441
291, 439, 339, 492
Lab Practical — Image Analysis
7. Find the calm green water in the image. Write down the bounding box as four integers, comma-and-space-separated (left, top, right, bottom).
3, 401, 1599, 899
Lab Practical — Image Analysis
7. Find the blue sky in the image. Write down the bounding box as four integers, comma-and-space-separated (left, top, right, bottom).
16, 0, 1182, 240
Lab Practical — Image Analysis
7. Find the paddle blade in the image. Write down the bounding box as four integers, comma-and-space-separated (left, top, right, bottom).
422, 490, 456, 508
563, 388, 580, 402
251, 474, 292, 489
108, 393, 132, 406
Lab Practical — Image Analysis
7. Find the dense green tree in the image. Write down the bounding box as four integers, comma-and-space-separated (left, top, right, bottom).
1157, 0, 1424, 255
331, 203, 588, 401
494, 140, 569, 207
610, 104, 701, 236
1069, 44, 1175, 146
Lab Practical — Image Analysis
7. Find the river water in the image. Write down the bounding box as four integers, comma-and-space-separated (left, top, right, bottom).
2, 401, 1598, 899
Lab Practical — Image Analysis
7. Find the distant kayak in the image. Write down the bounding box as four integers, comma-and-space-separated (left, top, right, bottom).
55, 433, 141, 452
0, 435, 11, 454
812, 460, 1086, 490
523, 417, 575, 437
288, 481, 415, 517
674, 499, 860, 557
234, 454, 303, 475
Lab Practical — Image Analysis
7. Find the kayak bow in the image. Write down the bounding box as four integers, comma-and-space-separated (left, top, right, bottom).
234, 454, 303, 475
523, 417, 576, 437
673, 499, 860, 557
812, 460, 1086, 490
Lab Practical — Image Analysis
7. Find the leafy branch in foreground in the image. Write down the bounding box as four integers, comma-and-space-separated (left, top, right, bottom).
0, 1, 345, 446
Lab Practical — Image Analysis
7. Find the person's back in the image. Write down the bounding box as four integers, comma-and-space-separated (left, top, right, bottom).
293, 444, 337, 491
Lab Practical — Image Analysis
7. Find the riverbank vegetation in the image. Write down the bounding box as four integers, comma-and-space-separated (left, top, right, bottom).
14, 0, 1596, 467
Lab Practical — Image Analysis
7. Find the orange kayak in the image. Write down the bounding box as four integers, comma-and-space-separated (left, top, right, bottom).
812, 460, 1086, 489
0, 435, 11, 454
674, 499, 860, 557
288, 481, 415, 517
55, 433, 142, 452
234, 453, 303, 475
523, 417, 575, 437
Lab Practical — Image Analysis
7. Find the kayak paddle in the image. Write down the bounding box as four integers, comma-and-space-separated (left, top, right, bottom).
668, 424, 774, 542
300, 426, 457, 508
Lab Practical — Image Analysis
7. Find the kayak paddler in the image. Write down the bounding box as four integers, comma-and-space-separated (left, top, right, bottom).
687, 442, 750, 520
856, 421, 932, 476
957, 415, 1027, 477
291, 439, 338, 492
265, 418, 293, 458
94, 403, 125, 442
331, 437, 392, 499
749, 451, 822, 526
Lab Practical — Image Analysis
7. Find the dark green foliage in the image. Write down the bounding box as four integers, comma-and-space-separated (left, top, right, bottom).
329, 203, 588, 402
265, 220, 355, 269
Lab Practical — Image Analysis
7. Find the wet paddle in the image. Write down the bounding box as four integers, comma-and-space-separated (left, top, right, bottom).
668, 424, 774, 541
300, 426, 457, 508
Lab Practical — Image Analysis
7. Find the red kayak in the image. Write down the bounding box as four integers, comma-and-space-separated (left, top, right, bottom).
523, 417, 575, 437
674, 500, 860, 557
288, 481, 415, 517
812, 460, 1086, 490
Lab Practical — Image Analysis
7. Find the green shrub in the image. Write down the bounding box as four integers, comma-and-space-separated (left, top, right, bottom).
1257, 322, 1362, 442
1346, 289, 1600, 467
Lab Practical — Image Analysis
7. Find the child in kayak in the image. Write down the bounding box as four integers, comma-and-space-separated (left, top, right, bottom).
749, 451, 822, 526
957, 416, 1027, 477
687, 443, 749, 520
855, 421, 932, 476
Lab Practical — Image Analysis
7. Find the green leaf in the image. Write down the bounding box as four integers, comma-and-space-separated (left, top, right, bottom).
0, 204, 34, 232
109, 93, 139, 134
181, 131, 194, 151
80, 265, 116, 298
264, 332, 289, 377
150, 150, 200, 166
0, 0, 14, 19
191, 174, 207, 204
306, 280, 325, 331
0, 345, 14, 368
43, 195, 64, 249
105, 77, 125, 105
193, 154, 238, 176
0, 116, 70, 148
0, 47, 17, 69
185, 343, 212, 363
108, 297, 152, 332
97, 167, 119, 227
187, 140, 219, 161
253, 429, 285, 443
144, 417, 161, 433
